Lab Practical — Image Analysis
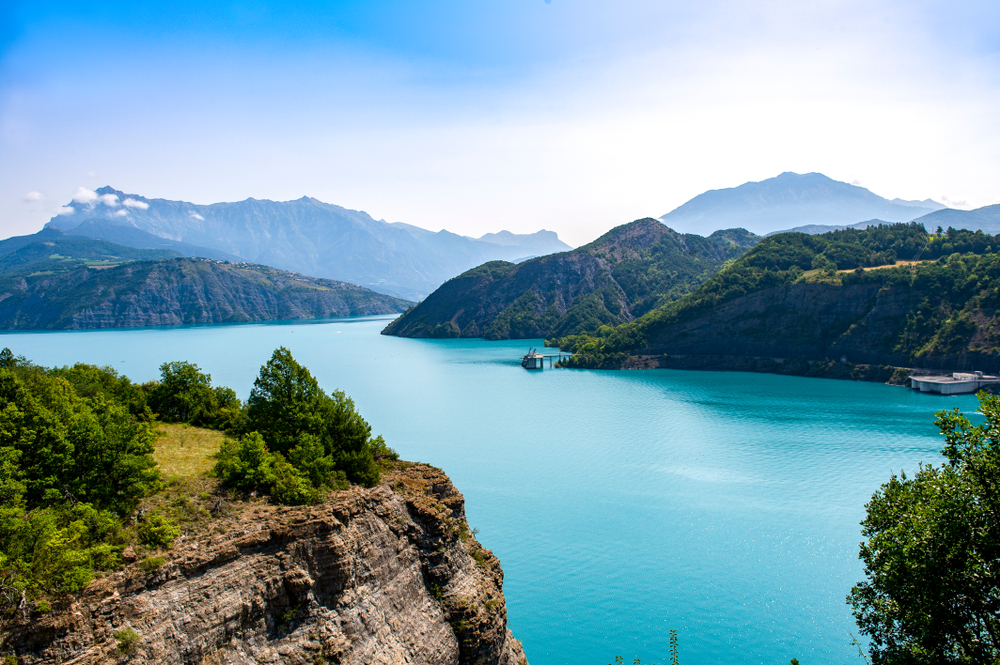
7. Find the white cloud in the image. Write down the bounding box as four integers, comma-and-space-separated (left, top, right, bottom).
72, 187, 97, 204
56, 206, 75, 216
189, 212, 205, 220
123, 198, 149, 209
113, 209, 129, 217
98, 193, 119, 206
941, 194, 970, 209
23, 191, 42, 202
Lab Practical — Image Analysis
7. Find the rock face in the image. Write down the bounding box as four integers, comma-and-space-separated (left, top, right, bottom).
382, 219, 758, 340
0, 257, 413, 330
2, 465, 528, 665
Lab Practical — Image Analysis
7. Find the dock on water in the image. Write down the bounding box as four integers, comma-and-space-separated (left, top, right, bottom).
521, 348, 572, 369
910, 371, 1000, 395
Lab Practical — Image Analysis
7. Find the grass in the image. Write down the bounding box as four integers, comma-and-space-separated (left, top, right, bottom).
138, 423, 233, 549
153, 423, 225, 479
837, 259, 934, 274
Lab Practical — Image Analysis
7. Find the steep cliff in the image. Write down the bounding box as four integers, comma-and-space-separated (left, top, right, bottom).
382, 219, 758, 340
1, 463, 527, 665
0, 257, 413, 330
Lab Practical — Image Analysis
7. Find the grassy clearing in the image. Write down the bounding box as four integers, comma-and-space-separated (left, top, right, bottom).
837, 259, 933, 274
141, 424, 234, 547
153, 422, 225, 479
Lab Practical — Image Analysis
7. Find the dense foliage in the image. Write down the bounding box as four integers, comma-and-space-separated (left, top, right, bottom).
213, 347, 397, 502
0, 345, 399, 615
0, 350, 159, 603
850, 393, 1000, 664
384, 220, 760, 341
553, 224, 1000, 369
147, 360, 243, 430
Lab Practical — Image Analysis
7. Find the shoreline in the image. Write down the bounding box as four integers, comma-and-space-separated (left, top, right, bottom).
565, 352, 1000, 392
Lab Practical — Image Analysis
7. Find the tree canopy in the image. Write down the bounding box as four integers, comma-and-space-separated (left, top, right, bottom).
0, 351, 159, 600
850, 392, 1000, 664
147, 360, 242, 430
217, 347, 394, 497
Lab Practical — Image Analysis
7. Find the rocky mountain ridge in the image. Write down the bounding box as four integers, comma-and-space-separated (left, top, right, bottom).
2, 464, 528, 665
382, 218, 759, 340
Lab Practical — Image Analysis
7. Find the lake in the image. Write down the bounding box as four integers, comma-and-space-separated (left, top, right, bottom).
0, 316, 974, 664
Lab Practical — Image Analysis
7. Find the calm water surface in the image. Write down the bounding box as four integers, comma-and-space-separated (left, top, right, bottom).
1, 316, 976, 664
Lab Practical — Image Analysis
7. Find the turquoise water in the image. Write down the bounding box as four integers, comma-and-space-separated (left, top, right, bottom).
0, 316, 975, 664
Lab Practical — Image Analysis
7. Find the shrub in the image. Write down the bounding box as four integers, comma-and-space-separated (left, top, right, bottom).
213, 432, 278, 492
138, 556, 167, 571
214, 433, 318, 504
137, 512, 180, 549
115, 628, 140, 654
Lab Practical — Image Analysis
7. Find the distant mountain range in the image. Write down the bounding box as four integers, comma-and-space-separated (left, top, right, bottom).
0, 228, 410, 329
46, 188, 572, 300
660, 172, 946, 236
382, 219, 759, 340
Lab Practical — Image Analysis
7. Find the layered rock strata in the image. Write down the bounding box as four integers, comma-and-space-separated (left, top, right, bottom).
2, 464, 527, 665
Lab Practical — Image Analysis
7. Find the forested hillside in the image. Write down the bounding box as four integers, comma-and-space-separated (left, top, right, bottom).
382, 218, 759, 340
0, 257, 411, 330
554, 223, 1000, 374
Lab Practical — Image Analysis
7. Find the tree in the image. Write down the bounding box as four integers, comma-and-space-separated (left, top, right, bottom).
849, 392, 1000, 664
0, 367, 158, 515
148, 360, 218, 425
246, 347, 387, 487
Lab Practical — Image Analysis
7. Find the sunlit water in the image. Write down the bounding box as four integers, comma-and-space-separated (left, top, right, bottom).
1, 316, 976, 665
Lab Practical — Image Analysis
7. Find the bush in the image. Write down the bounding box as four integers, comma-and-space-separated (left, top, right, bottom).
115, 628, 140, 654
0, 502, 127, 595
138, 556, 167, 571
213, 432, 319, 505
214, 432, 278, 492
137, 512, 180, 549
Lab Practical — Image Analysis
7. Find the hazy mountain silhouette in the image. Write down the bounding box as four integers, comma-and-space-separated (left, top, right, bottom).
47, 188, 571, 300
660, 172, 943, 236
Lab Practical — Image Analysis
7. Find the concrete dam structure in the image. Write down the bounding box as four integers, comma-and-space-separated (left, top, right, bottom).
910, 372, 1000, 395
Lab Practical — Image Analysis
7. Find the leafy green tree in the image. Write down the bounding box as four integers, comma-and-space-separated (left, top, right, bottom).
246, 347, 389, 487
148, 360, 218, 425
849, 393, 1000, 664
50, 363, 152, 421
0, 368, 158, 515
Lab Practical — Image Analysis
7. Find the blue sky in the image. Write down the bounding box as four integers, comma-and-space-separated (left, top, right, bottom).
2, 0, 999, 245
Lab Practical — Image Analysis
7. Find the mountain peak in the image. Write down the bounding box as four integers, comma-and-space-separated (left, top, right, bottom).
660, 172, 939, 236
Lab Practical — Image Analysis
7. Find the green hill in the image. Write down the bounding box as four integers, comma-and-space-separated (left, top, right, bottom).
0, 256, 412, 330
0, 227, 181, 275
381, 218, 759, 340
554, 222, 1000, 375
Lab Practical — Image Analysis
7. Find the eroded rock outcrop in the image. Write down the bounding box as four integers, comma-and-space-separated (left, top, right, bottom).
1, 464, 527, 665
